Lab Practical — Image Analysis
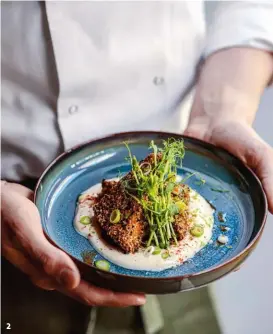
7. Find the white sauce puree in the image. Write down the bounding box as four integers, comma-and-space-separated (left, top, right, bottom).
74, 179, 214, 271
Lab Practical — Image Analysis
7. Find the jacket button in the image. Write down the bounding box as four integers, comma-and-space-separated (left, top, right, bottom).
153, 76, 164, 86
68, 105, 79, 115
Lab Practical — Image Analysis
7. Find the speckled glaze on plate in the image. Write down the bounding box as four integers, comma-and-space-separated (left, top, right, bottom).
34, 132, 267, 294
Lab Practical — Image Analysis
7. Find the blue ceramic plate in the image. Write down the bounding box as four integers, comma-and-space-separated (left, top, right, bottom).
35, 132, 267, 294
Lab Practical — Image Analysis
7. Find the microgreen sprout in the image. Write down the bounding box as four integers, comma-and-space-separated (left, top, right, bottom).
121, 139, 186, 249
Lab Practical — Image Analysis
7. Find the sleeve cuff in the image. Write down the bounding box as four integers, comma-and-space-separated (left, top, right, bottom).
204, 1, 273, 58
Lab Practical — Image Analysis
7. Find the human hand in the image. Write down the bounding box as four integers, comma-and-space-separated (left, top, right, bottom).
184, 119, 273, 213
1, 181, 146, 306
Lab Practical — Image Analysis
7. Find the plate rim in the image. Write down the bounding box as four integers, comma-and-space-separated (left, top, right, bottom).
34, 130, 268, 281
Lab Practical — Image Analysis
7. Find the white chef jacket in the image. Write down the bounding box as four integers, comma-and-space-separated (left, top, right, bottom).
2, 1, 273, 181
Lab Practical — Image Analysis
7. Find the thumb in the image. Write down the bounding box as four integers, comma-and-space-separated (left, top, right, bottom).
208, 123, 273, 213
252, 143, 273, 213
2, 187, 81, 289
184, 122, 273, 213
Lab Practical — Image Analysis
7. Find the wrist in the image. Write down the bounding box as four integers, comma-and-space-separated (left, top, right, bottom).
188, 111, 252, 130
189, 47, 273, 129
188, 97, 254, 132
188, 80, 258, 130
185, 113, 253, 143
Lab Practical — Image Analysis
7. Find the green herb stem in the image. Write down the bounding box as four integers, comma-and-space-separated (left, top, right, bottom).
123, 138, 185, 249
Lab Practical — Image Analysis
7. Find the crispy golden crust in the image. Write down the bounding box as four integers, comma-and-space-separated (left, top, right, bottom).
107, 216, 145, 254
93, 180, 145, 253
122, 153, 163, 184
141, 152, 162, 165
93, 164, 192, 253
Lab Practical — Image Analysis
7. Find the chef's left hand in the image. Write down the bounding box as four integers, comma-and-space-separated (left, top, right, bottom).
184, 119, 273, 213
184, 48, 273, 214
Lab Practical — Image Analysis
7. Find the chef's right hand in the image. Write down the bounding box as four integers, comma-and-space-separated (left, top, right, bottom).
1, 181, 146, 307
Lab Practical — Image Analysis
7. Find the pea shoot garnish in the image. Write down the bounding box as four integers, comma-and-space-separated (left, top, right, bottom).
121, 138, 186, 249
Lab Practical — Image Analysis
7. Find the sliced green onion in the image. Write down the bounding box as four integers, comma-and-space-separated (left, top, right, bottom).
78, 194, 86, 201
110, 209, 121, 224
190, 225, 204, 237
140, 162, 152, 175
161, 251, 170, 260
80, 216, 91, 225
95, 260, 110, 271
152, 247, 161, 255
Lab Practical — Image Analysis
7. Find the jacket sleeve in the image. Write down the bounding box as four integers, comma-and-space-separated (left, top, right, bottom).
204, 1, 273, 58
